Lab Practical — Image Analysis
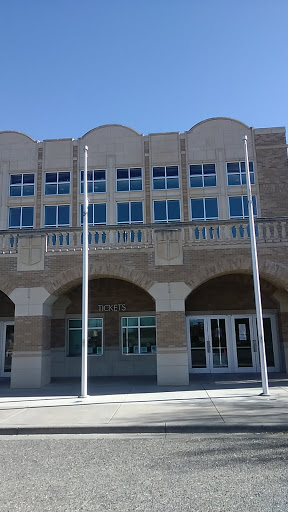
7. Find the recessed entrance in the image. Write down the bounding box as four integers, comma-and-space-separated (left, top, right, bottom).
186, 315, 279, 373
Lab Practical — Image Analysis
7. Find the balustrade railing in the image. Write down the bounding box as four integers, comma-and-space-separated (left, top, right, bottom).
1, 219, 288, 255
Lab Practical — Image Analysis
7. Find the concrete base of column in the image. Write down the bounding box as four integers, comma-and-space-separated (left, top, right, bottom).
157, 348, 189, 386
10, 351, 51, 388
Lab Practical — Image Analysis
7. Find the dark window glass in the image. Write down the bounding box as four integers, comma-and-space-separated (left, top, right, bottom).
94, 170, 106, 180
9, 208, 21, 227
59, 172, 70, 182
23, 174, 34, 184
11, 175, 22, 184
154, 201, 166, 221
167, 200, 180, 221
58, 205, 70, 225
203, 164, 216, 175
46, 173, 57, 183
130, 168, 141, 178
191, 199, 204, 219
166, 165, 178, 177
94, 203, 106, 224
10, 186, 21, 196
229, 197, 243, 218
117, 202, 129, 223
22, 207, 34, 227
44, 206, 57, 226
131, 202, 143, 223
205, 198, 218, 218
190, 165, 202, 175
153, 167, 165, 177
117, 169, 129, 179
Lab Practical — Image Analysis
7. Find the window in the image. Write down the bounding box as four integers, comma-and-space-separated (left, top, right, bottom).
45, 172, 70, 195
122, 317, 156, 354
117, 202, 143, 224
153, 200, 181, 222
227, 161, 254, 186
116, 168, 142, 191
44, 205, 70, 226
189, 164, 216, 188
80, 170, 106, 193
229, 195, 257, 218
68, 318, 103, 356
80, 203, 106, 225
191, 198, 218, 220
10, 174, 34, 196
9, 207, 34, 228
152, 165, 179, 189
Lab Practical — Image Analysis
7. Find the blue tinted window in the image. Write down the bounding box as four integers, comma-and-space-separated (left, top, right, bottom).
190, 164, 216, 188
9, 207, 33, 228
116, 168, 142, 192
152, 166, 179, 190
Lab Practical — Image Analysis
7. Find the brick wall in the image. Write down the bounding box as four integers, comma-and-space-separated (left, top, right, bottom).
255, 132, 288, 218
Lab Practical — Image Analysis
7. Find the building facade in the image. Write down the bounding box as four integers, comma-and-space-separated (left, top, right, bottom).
0, 117, 288, 388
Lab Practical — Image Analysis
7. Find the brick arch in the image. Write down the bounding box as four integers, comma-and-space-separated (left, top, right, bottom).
45, 262, 155, 298
185, 257, 288, 294
0, 276, 17, 299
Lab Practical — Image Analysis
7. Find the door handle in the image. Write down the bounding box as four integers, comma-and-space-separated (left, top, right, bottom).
252, 340, 258, 352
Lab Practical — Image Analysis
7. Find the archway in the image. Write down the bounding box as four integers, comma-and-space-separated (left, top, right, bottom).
185, 274, 283, 375
50, 277, 156, 378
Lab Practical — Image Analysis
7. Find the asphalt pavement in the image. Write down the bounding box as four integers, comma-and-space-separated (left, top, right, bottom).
0, 374, 288, 435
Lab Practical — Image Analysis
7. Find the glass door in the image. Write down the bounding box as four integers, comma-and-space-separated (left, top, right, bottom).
1, 323, 14, 377
232, 316, 258, 371
188, 318, 208, 372
209, 317, 230, 372
187, 316, 232, 373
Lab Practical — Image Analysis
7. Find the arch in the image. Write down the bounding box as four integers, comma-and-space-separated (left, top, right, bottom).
0, 276, 17, 299
81, 124, 142, 139
45, 262, 155, 298
187, 117, 251, 133
0, 130, 36, 142
185, 257, 288, 293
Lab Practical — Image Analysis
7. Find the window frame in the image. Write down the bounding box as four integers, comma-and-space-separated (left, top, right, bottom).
226, 161, 255, 186
44, 171, 71, 195
116, 167, 142, 192
68, 318, 103, 357
153, 199, 181, 223
228, 195, 257, 219
117, 201, 144, 224
80, 203, 107, 226
80, 169, 106, 194
152, 165, 180, 190
44, 204, 70, 227
8, 206, 34, 229
9, 173, 35, 197
189, 163, 217, 188
190, 197, 219, 220
121, 316, 156, 355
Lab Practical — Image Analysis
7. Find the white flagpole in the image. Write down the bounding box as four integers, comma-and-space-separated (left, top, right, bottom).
243, 135, 269, 395
80, 145, 89, 398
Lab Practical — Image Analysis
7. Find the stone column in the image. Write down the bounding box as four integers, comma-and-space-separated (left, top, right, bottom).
9, 287, 55, 388
149, 282, 191, 386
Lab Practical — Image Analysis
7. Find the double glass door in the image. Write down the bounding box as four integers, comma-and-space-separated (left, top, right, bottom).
0, 323, 14, 377
187, 315, 279, 373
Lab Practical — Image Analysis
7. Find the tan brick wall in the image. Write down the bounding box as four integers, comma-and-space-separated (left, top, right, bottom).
51, 319, 65, 348
14, 315, 51, 352
255, 132, 288, 218
156, 311, 187, 348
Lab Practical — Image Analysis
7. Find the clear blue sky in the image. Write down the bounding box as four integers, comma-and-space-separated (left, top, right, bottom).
0, 0, 287, 140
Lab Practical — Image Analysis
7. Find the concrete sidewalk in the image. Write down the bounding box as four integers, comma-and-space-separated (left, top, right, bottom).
0, 374, 287, 435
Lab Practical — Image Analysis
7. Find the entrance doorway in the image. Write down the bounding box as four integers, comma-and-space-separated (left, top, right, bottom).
187, 315, 279, 373
0, 323, 14, 377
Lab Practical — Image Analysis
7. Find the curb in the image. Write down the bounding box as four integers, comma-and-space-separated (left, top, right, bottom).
0, 424, 288, 435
